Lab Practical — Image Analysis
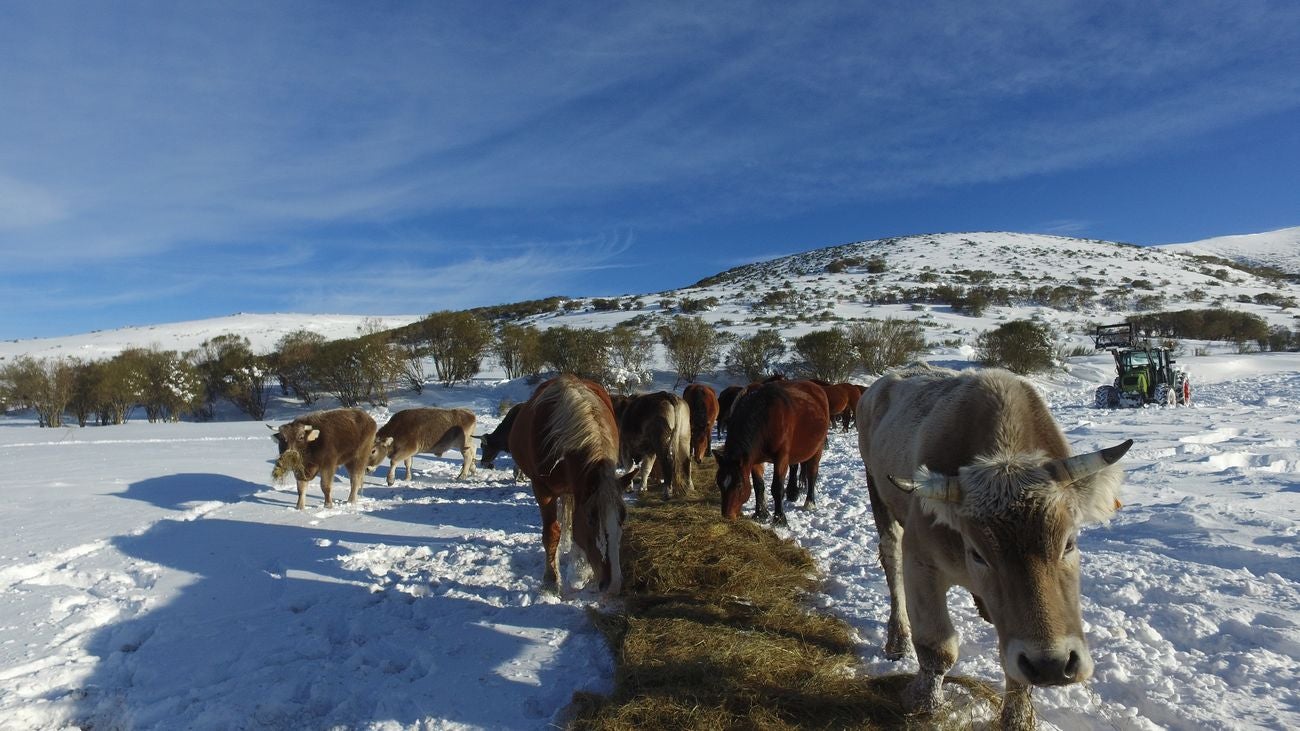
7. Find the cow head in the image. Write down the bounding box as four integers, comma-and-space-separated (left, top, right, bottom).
367, 436, 395, 469
713, 448, 752, 519
890, 439, 1132, 689
270, 422, 322, 482
478, 432, 506, 468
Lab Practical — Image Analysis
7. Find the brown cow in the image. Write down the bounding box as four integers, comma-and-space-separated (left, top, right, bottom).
368, 407, 476, 485
270, 408, 378, 509
682, 383, 720, 463
618, 391, 693, 498
857, 365, 1132, 729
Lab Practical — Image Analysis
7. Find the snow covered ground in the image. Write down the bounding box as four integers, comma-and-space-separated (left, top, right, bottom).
2, 350, 1298, 730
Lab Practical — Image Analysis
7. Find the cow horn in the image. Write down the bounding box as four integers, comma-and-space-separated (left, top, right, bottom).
888, 471, 963, 502
1047, 439, 1134, 483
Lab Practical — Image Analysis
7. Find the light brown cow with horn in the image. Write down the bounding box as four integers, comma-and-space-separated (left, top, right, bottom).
856, 364, 1132, 729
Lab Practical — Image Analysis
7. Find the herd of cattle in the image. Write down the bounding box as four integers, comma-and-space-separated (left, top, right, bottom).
267, 366, 1134, 729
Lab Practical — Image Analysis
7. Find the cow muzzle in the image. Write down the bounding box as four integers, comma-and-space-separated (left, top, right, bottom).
1005, 637, 1093, 687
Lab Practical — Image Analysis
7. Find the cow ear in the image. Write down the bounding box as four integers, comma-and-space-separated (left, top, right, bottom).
266, 424, 277, 431
306, 428, 321, 442
383, 436, 393, 446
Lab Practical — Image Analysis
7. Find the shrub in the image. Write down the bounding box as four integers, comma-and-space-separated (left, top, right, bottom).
539, 326, 611, 382
975, 320, 1056, 374
846, 318, 927, 374
725, 330, 787, 382
676, 296, 718, 314
607, 325, 655, 393
494, 324, 544, 380
865, 256, 887, 274
792, 328, 856, 382
657, 316, 723, 383
416, 311, 492, 387
273, 330, 326, 404
0, 355, 76, 427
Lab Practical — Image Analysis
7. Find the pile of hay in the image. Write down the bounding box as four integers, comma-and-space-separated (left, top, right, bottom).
569, 459, 999, 730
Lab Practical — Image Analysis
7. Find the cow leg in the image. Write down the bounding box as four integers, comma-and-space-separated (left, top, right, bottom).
537, 495, 562, 591
751, 466, 770, 522
459, 440, 474, 478
320, 467, 335, 508
901, 550, 958, 714
404, 456, 415, 482
295, 478, 309, 510
347, 465, 364, 504
867, 474, 910, 660
1000, 678, 1035, 731
386, 458, 399, 486
771, 459, 790, 527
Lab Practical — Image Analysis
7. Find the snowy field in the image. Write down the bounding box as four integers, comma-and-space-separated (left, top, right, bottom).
1, 353, 1298, 730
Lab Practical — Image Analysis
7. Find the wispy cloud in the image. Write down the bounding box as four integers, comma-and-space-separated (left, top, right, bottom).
1, 2, 1297, 336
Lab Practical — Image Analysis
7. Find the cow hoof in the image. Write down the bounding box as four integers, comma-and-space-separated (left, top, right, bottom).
753, 511, 771, 523
799, 500, 816, 512
772, 514, 789, 527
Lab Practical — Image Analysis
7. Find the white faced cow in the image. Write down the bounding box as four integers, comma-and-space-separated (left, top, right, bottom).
856, 365, 1131, 729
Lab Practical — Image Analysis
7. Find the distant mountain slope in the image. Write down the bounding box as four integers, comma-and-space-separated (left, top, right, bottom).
1157, 226, 1300, 275
0, 313, 419, 363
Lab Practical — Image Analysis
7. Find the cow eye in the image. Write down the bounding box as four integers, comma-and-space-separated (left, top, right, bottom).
968, 548, 988, 567
1063, 536, 1078, 557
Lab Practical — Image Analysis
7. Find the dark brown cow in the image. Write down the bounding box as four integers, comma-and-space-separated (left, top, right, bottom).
618, 391, 692, 498
270, 408, 378, 509
368, 407, 476, 485
857, 365, 1132, 728
682, 383, 720, 463
509, 375, 636, 594
713, 379, 830, 526
477, 403, 522, 470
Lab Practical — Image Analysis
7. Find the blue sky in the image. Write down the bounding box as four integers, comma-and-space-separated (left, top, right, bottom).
2, 1, 1298, 340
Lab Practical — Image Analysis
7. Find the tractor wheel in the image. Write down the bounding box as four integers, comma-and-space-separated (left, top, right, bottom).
1094, 385, 1119, 409
1154, 384, 1176, 406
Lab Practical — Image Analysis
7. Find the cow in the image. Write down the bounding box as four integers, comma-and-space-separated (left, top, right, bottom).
270, 408, 378, 510
617, 391, 693, 499
682, 383, 720, 463
368, 407, 477, 485
477, 403, 522, 472
856, 365, 1132, 729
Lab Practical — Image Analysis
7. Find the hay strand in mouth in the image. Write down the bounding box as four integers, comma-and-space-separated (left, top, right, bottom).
271, 448, 304, 483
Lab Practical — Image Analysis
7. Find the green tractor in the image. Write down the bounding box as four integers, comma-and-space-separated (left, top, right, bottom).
1093, 322, 1192, 408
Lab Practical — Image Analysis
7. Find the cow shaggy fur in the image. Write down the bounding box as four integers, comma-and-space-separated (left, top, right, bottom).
271, 408, 378, 510
857, 365, 1129, 730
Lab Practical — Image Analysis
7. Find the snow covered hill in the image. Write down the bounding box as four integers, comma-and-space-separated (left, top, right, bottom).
1159, 226, 1300, 276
